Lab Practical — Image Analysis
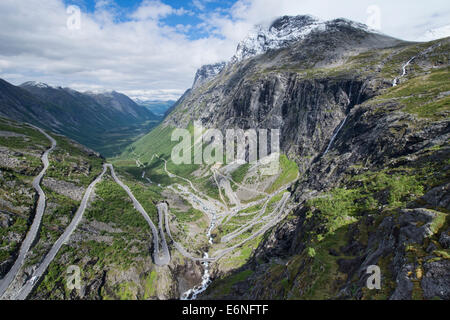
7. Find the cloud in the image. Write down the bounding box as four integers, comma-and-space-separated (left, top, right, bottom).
0, 0, 234, 100
121, 88, 187, 101
131, 0, 179, 21
201, 0, 450, 42
417, 24, 450, 42
0, 0, 449, 100
192, 0, 206, 11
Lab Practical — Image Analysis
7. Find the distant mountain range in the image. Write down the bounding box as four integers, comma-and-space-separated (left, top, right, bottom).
0, 79, 161, 156
133, 99, 175, 116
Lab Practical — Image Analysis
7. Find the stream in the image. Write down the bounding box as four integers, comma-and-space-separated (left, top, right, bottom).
180, 253, 212, 300
181, 210, 217, 300
393, 56, 415, 86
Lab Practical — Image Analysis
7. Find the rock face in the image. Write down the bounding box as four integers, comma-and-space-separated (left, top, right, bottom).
159, 15, 449, 300
421, 260, 450, 299
163, 16, 403, 168
42, 178, 85, 201
192, 62, 227, 89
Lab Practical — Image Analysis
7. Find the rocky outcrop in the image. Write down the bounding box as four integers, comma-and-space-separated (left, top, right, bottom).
192, 62, 227, 89
421, 260, 450, 299
42, 178, 85, 201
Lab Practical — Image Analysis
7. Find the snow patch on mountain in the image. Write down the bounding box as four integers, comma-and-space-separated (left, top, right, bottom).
189, 15, 382, 90
231, 15, 377, 62
21, 81, 55, 89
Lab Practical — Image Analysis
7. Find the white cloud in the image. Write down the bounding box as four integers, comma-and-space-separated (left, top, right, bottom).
0, 0, 449, 100
131, 0, 175, 20
0, 0, 233, 100
192, 0, 206, 11
121, 88, 187, 101
203, 0, 450, 42
418, 24, 450, 42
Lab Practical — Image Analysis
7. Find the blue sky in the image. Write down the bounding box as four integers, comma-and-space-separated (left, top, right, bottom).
64, 0, 238, 39
0, 0, 449, 100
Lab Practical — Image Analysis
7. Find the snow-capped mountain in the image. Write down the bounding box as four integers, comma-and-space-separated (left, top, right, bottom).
231, 15, 375, 62
190, 15, 380, 90
20, 81, 55, 89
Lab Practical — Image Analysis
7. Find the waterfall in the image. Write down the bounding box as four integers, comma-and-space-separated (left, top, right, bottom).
393, 57, 415, 87
181, 253, 212, 300
323, 115, 349, 155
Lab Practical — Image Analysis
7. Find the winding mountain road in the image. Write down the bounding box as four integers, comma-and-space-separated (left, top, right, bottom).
221, 197, 271, 243
12, 162, 171, 299
158, 203, 213, 262
213, 168, 268, 197
157, 155, 225, 211
212, 192, 290, 260
13, 164, 108, 300
107, 164, 170, 266
0, 125, 56, 299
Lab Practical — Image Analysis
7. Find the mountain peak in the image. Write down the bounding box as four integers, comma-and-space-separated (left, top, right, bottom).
270, 15, 321, 31
231, 15, 377, 62
20, 81, 54, 89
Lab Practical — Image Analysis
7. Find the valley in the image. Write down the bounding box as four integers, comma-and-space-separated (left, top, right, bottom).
0, 114, 298, 300
0, 14, 448, 301
0, 81, 165, 157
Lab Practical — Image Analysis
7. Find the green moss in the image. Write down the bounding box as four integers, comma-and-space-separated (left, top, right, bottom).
372, 67, 450, 120
309, 188, 360, 233
307, 247, 316, 258
281, 278, 289, 291
116, 281, 137, 300
296, 227, 352, 300
144, 271, 157, 299
266, 154, 299, 193
231, 163, 250, 184
430, 211, 447, 234
433, 250, 450, 259
216, 269, 254, 296
355, 171, 424, 208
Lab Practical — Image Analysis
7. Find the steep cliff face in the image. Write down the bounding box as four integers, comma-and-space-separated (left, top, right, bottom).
163, 18, 403, 177
112, 14, 450, 300
157, 16, 449, 300
200, 37, 449, 299
192, 62, 227, 89
205, 81, 449, 299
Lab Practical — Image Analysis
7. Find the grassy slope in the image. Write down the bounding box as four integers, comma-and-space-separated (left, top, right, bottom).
0, 117, 105, 271
33, 175, 159, 300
